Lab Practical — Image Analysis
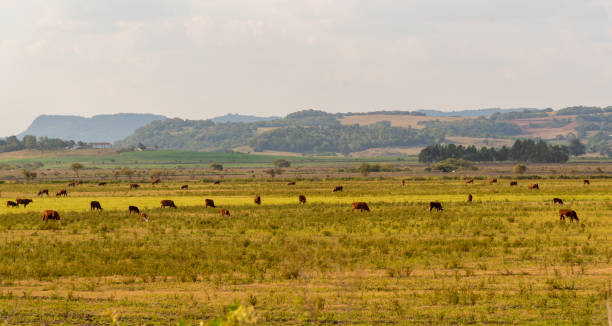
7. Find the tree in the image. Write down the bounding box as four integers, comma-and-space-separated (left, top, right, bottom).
357, 163, 371, 176
22, 169, 37, 182
22, 135, 37, 149
265, 168, 282, 178
568, 138, 586, 156
210, 163, 223, 171
513, 164, 527, 174
70, 163, 84, 178
274, 159, 291, 168
121, 168, 135, 180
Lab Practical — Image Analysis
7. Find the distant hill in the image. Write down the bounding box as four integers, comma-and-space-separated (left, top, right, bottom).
211, 113, 280, 123
18, 113, 167, 142
416, 108, 539, 117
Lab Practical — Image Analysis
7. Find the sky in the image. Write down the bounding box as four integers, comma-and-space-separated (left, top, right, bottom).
1, 0, 612, 136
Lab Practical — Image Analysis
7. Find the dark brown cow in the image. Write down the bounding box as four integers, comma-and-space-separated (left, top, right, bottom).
510, 181, 518, 186
67, 182, 76, 187
98, 182, 107, 186
129, 206, 140, 214
90, 201, 103, 211
205, 199, 216, 208
56, 189, 67, 197
583, 179, 590, 185
16, 198, 33, 207
553, 198, 564, 205
254, 195, 261, 205
220, 209, 230, 217
559, 209, 579, 222
37, 189, 49, 196
76, 181, 83, 185
466, 179, 474, 184
130, 184, 140, 189
161, 200, 177, 208
429, 201, 443, 212
140, 213, 149, 222
43, 210, 60, 222
287, 181, 296, 185
351, 202, 370, 212
489, 178, 498, 184
180, 185, 188, 190
528, 183, 539, 190
299, 195, 306, 204
333, 186, 343, 192
152, 178, 160, 185
467, 194, 473, 202
402, 179, 406, 186
213, 181, 221, 185
6, 201, 18, 208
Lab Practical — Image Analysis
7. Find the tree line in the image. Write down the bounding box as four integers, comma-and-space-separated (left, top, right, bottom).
0, 135, 79, 153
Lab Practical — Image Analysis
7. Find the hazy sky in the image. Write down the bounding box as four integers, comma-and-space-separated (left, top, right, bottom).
2, 0, 612, 136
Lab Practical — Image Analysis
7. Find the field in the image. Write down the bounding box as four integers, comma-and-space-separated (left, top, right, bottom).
0, 177, 611, 325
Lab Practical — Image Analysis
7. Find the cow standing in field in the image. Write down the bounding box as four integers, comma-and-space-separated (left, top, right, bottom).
528, 184, 539, 190
467, 194, 473, 202
559, 209, 579, 222
402, 179, 406, 186
254, 195, 261, 205
43, 210, 60, 222
90, 201, 103, 211
583, 179, 590, 185
140, 213, 149, 222
466, 179, 474, 184
299, 195, 306, 204
98, 182, 107, 186
56, 190, 67, 197
510, 181, 518, 186
67, 182, 76, 187
76, 181, 83, 186
213, 181, 221, 185
489, 178, 498, 184
6, 201, 17, 208
287, 181, 296, 185
161, 200, 177, 208
553, 198, 564, 205
129, 206, 140, 214
181, 185, 189, 190
205, 199, 216, 208
37, 189, 49, 196
220, 209, 230, 217
130, 184, 140, 190
333, 186, 343, 192
16, 198, 33, 208
152, 178, 160, 185
429, 202, 443, 212
351, 202, 370, 212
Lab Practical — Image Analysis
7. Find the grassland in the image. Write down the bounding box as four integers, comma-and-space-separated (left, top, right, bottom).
0, 177, 611, 325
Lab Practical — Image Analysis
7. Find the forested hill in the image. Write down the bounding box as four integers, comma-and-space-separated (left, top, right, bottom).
18, 113, 167, 142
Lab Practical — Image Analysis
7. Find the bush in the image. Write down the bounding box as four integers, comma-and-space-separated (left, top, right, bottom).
513, 164, 528, 174
273, 159, 291, 168
210, 163, 223, 171
431, 159, 476, 173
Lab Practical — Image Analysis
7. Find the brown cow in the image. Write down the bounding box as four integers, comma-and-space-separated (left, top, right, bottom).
6, 201, 18, 208
76, 181, 83, 185
98, 182, 107, 186
90, 201, 103, 211
43, 210, 60, 222
467, 194, 473, 202
287, 181, 296, 185
152, 178, 160, 185
180, 185, 188, 190
402, 179, 406, 186
129, 206, 140, 214
333, 186, 343, 192
583, 179, 590, 185
299, 195, 306, 204
67, 182, 76, 187
553, 198, 564, 205
37, 189, 49, 196
351, 202, 370, 212
510, 181, 518, 186
130, 184, 140, 189
466, 179, 474, 184
220, 209, 230, 217
56, 190, 67, 197
559, 209, 579, 222
140, 213, 149, 222
161, 200, 177, 208
213, 181, 221, 185
429, 201, 443, 212
205, 199, 216, 208
528, 183, 539, 190
489, 178, 498, 184
254, 195, 261, 205
16, 198, 33, 208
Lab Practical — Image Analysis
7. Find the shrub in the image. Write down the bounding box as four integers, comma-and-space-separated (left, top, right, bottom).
513, 164, 528, 174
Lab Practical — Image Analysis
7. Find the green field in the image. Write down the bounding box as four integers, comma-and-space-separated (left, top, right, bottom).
0, 178, 611, 324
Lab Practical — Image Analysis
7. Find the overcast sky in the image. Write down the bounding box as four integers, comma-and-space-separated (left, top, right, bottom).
1, 0, 612, 136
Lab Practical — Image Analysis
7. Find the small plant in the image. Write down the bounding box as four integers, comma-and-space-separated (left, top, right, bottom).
513, 164, 528, 174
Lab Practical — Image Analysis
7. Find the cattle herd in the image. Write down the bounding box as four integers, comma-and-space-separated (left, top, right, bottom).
4, 178, 587, 224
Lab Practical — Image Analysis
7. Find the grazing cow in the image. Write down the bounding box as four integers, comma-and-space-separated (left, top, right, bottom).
180, 185, 188, 190
6, 201, 18, 208
98, 182, 107, 186
130, 184, 140, 189
56, 190, 67, 197
287, 181, 296, 185
429, 201, 443, 212
333, 186, 343, 192
466, 179, 474, 184
299, 195, 306, 204
90, 201, 103, 211
152, 178, 160, 185
489, 178, 498, 184
583, 179, 590, 185
205, 199, 216, 208
37, 189, 49, 196
129, 206, 140, 214
467, 194, 473, 202
43, 210, 60, 222
16, 198, 33, 208
221, 209, 230, 217
140, 213, 149, 222
351, 202, 370, 212
254, 195, 261, 205
160, 200, 177, 208
553, 198, 564, 205
213, 181, 221, 185
528, 183, 539, 190
67, 182, 76, 187
510, 181, 518, 186
559, 209, 579, 222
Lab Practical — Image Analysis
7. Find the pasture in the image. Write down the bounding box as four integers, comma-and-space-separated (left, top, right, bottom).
0, 178, 611, 324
